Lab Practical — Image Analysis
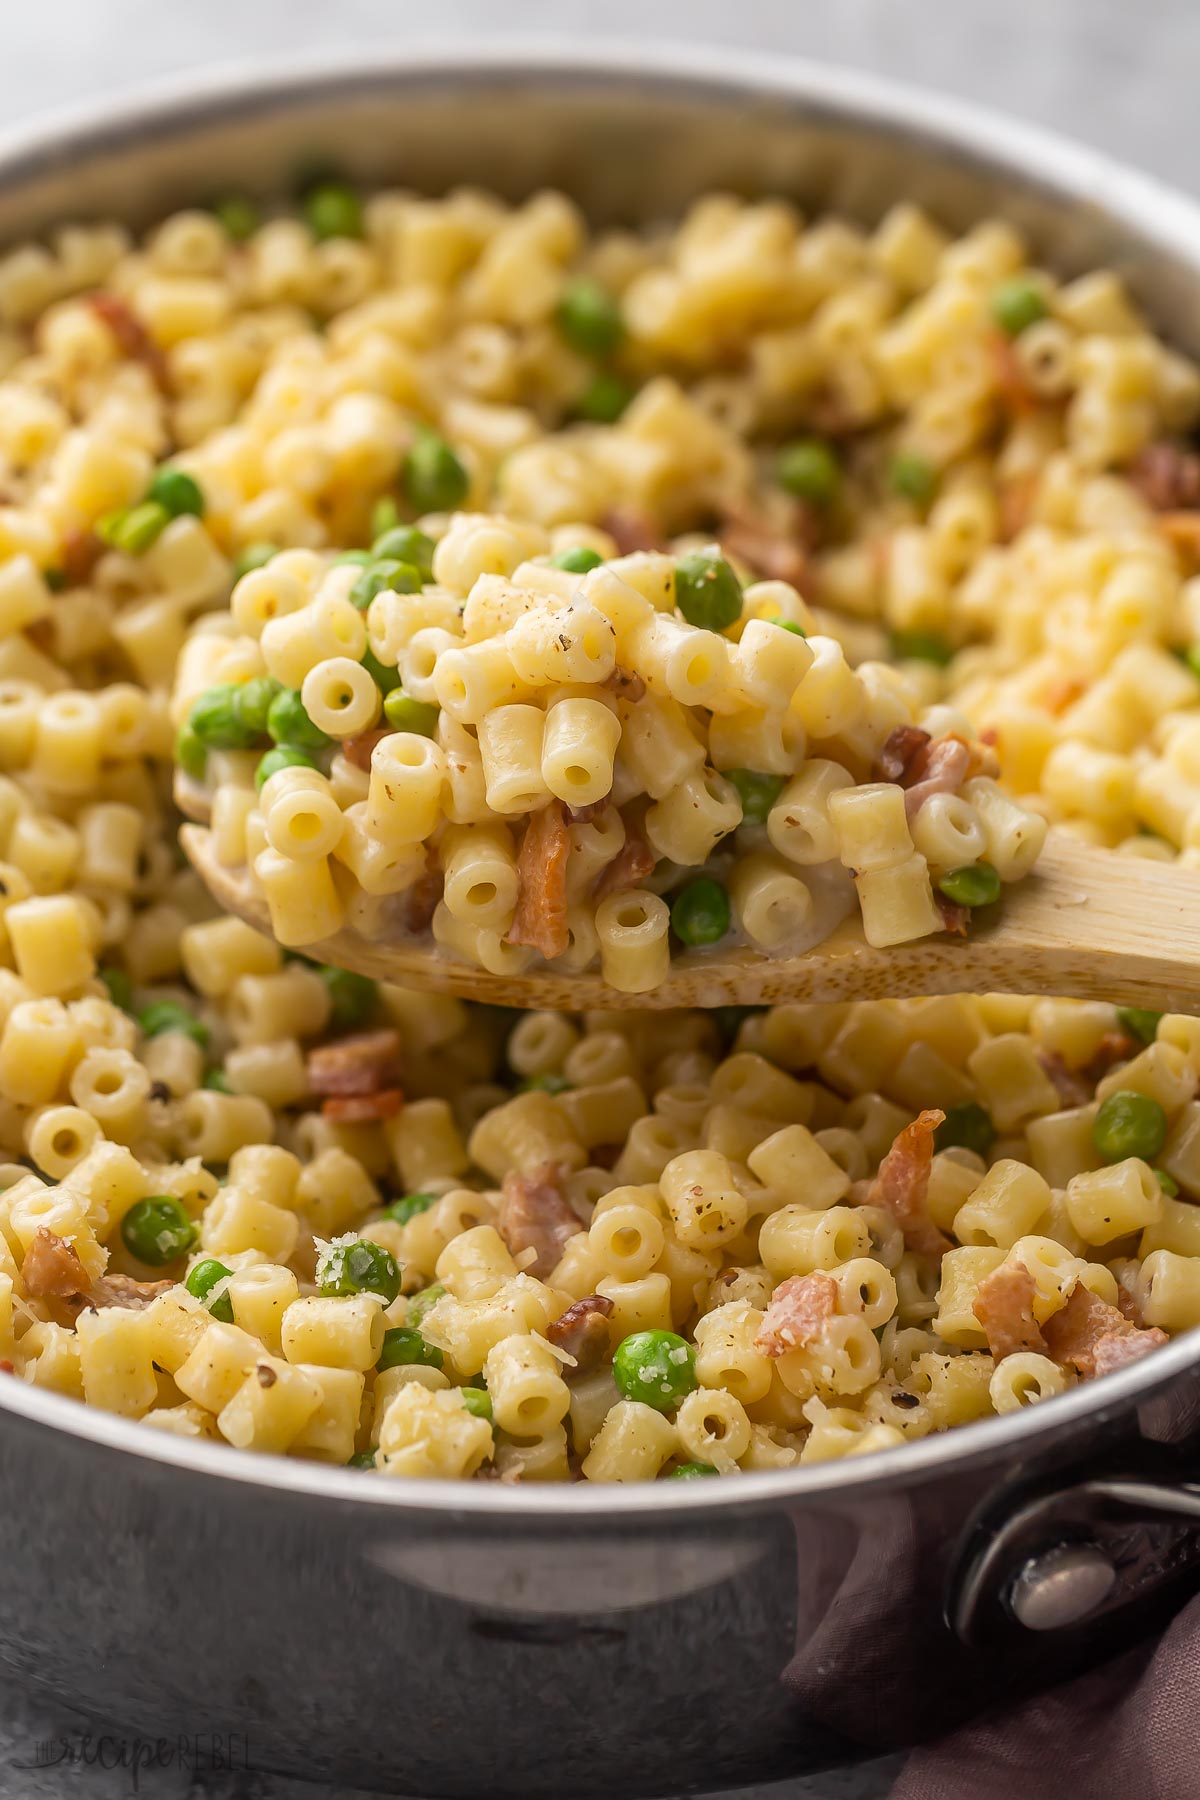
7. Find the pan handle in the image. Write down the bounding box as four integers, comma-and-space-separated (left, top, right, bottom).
949, 1470, 1200, 1647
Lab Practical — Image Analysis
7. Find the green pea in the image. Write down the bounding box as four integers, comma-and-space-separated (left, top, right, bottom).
1117, 1007, 1162, 1046
725, 768, 786, 826
189, 683, 258, 750
347, 1450, 378, 1470
937, 863, 1002, 909
674, 549, 743, 632
266, 687, 332, 752
777, 439, 841, 506
316, 1239, 401, 1304
518, 1072, 572, 1095
121, 1196, 198, 1267
406, 1281, 446, 1325
1093, 1091, 1168, 1164
1155, 1168, 1180, 1196
934, 1103, 996, 1158
138, 1000, 209, 1047
383, 1191, 439, 1226
991, 278, 1049, 338
403, 431, 469, 514
576, 372, 635, 423
202, 1068, 232, 1093
231, 675, 281, 739
212, 195, 259, 242
232, 541, 279, 580
99, 501, 171, 556
612, 1329, 697, 1413
43, 569, 66, 592
549, 546, 604, 574
371, 525, 437, 581
333, 549, 372, 567
889, 629, 954, 666
460, 1387, 493, 1421
665, 1461, 719, 1479
555, 277, 624, 357
99, 966, 134, 1013
1184, 643, 1200, 681
175, 723, 206, 780
349, 559, 423, 612
303, 180, 363, 241
255, 746, 317, 790
148, 468, 205, 519
184, 1256, 234, 1321
771, 617, 807, 636
888, 453, 939, 507
360, 647, 401, 695
671, 878, 731, 948
377, 1327, 443, 1372
711, 1004, 766, 1046
317, 965, 377, 1031
370, 496, 401, 541
383, 690, 439, 735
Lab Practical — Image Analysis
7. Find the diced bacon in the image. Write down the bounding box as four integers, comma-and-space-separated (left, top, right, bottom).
1042, 675, 1087, 715
497, 1162, 581, 1279
507, 801, 571, 962
400, 867, 442, 935
602, 507, 665, 555
60, 525, 104, 587
1043, 1283, 1167, 1379
1083, 1031, 1137, 1084
343, 727, 390, 772
546, 1294, 615, 1373
0, 1360, 12, 1374
935, 892, 970, 937
1093, 1330, 1167, 1377
868, 1109, 951, 1259
1116, 1269, 1144, 1325
1128, 441, 1200, 513
565, 799, 609, 826
89, 1273, 175, 1311
998, 473, 1039, 543
21, 1227, 90, 1303
307, 1029, 402, 1097
593, 829, 657, 900
719, 497, 816, 588
322, 1089, 404, 1122
873, 725, 930, 786
88, 291, 170, 392
901, 734, 972, 820
1159, 512, 1200, 565
603, 667, 647, 703
972, 1261, 1047, 1361
754, 1271, 838, 1357
988, 329, 1038, 415
1036, 1049, 1092, 1109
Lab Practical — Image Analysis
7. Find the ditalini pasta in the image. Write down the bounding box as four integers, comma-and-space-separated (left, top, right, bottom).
0, 180, 1193, 1473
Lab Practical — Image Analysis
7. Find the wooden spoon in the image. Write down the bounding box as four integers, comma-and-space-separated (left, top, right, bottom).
177, 794, 1200, 1011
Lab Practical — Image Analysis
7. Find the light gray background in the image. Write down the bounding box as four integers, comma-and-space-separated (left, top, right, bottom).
0, 2, 1193, 1797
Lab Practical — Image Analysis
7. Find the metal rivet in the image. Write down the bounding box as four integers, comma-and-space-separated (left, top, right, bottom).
1009, 1544, 1116, 1631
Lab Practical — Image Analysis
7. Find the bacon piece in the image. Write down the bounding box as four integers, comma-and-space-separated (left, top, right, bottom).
507, 801, 571, 962
873, 725, 930, 785
1042, 675, 1087, 716
593, 828, 656, 900
21, 1227, 90, 1303
901, 734, 972, 820
998, 472, 1039, 543
754, 1271, 838, 1358
1116, 1268, 1144, 1325
988, 329, 1037, 415
603, 667, 646, 703
1159, 512, 1200, 565
343, 727, 390, 772
546, 1294, 615, 1374
1036, 1049, 1092, 1109
1043, 1283, 1167, 1379
602, 507, 664, 555
972, 1261, 1047, 1361
88, 291, 170, 392
935, 892, 970, 937
307, 1029, 402, 1098
89, 1273, 175, 1311
497, 1162, 581, 1279
1083, 1031, 1137, 1084
718, 497, 815, 588
400, 867, 442, 935
565, 799, 609, 826
60, 525, 104, 588
0, 1360, 12, 1374
322, 1089, 404, 1123
868, 1109, 951, 1259
1128, 441, 1200, 513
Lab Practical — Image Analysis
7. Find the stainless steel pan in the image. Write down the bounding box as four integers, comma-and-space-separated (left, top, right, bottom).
5, 46, 1200, 1798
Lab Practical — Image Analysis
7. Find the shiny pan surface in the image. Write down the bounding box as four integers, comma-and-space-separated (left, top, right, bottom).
4, 45, 1200, 1797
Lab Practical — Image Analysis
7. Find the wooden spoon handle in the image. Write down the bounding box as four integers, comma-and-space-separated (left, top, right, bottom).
182, 827, 1200, 1012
